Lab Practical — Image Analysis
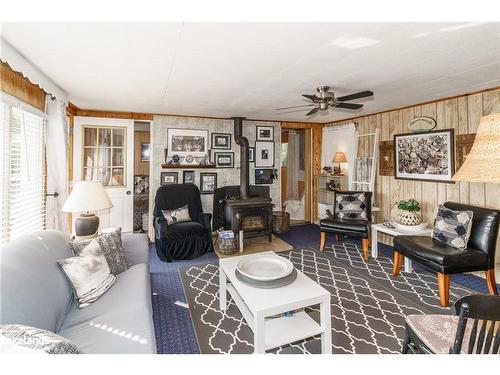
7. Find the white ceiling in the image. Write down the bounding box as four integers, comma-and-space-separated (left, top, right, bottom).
2, 22, 499, 122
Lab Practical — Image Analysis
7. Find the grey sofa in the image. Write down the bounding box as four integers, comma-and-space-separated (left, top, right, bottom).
0, 230, 157, 354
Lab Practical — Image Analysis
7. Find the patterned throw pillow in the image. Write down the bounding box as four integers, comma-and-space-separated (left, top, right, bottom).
68, 228, 128, 275
0, 324, 80, 354
335, 193, 368, 219
162, 204, 192, 225
58, 239, 116, 308
432, 205, 473, 250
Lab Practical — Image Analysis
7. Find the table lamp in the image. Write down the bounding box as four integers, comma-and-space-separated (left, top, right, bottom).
332, 152, 347, 175
452, 113, 500, 183
61, 181, 113, 239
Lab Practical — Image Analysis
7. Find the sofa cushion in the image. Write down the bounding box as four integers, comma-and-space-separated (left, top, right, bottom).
0, 324, 81, 354
57, 239, 117, 308
0, 230, 73, 332
165, 221, 207, 240
57, 263, 156, 354
432, 205, 473, 250
69, 228, 128, 275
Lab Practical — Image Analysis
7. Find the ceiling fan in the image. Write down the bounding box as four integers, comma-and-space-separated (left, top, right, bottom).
276, 86, 374, 116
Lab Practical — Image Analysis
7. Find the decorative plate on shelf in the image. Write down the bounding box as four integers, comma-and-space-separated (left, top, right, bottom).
236, 256, 294, 281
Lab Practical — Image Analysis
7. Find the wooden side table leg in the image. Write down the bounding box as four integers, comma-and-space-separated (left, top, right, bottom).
320, 231, 326, 252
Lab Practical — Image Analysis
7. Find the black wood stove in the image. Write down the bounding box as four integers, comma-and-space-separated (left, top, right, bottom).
221, 117, 273, 243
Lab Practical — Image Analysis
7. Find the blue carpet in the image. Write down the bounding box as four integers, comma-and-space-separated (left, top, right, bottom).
149, 223, 499, 353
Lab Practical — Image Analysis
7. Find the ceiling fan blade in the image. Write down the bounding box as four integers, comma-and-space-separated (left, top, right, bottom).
335, 102, 363, 110
275, 104, 314, 111
336, 90, 374, 102
302, 94, 320, 102
305, 107, 320, 116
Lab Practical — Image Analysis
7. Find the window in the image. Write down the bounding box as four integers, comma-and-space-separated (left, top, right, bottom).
0, 98, 46, 243
82, 126, 125, 186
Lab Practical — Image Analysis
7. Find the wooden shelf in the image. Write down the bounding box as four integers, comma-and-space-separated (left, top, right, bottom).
161, 164, 216, 169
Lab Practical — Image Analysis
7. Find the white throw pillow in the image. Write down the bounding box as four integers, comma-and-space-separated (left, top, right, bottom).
162, 204, 192, 225
58, 239, 116, 308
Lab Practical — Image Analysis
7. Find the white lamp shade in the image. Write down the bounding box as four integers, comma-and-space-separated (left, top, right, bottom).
61, 181, 113, 213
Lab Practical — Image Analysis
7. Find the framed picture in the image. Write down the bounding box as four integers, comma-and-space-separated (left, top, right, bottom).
211, 133, 231, 150
214, 152, 234, 168
141, 143, 150, 162
200, 173, 217, 194
394, 129, 455, 183
255, 141, 274, 167
167, 128, 208, 158
183, 170, 195, 184
161, 171, 178, 185
249, 147, 255, 162
256, 125, 274, 141
255, 169, 274, 184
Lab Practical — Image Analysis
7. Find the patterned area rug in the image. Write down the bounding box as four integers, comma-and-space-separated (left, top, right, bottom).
179, 241, 473, 354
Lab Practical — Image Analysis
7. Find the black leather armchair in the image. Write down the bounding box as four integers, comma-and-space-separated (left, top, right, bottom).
154, 183, 213, 262
319, 190, 372, 260
393, 202, 499, 306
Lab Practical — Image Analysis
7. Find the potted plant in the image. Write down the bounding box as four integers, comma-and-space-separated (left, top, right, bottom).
396, 199, 421, 226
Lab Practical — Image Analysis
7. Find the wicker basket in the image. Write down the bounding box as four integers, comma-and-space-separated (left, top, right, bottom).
213, 232, 239, 255
273, 210, 290, 234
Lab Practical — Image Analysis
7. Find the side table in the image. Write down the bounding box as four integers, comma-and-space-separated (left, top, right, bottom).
371, 223, 432, 272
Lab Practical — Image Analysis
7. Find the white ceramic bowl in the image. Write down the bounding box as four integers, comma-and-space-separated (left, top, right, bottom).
236, 256, 294, 281
394, 222, 428, 233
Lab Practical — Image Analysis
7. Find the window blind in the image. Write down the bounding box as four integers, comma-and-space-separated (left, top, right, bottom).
0, 99, 46, 244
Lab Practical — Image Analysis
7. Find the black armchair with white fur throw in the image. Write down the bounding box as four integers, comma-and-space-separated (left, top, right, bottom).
154, 183, 213, 262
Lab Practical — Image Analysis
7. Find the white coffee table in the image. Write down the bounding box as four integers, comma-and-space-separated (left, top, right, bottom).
371, 223, 432, 272
219, 251, 332, 354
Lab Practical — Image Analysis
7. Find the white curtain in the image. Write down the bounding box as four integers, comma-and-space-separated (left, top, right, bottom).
45, 97, 69, 233
321, 123, 358, 188
286, 130, 301, 201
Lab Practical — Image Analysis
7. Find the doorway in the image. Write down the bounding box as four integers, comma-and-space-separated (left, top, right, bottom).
281, 128, 312, 225
133, 121, 151, 233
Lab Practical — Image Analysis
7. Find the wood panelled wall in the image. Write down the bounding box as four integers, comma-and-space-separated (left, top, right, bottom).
327, 88, 500, 251
134, 131, 150, 175
281, 122, 323, 222
0, 62, 46, 111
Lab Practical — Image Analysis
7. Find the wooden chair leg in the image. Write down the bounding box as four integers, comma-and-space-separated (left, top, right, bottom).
333, 234, 339, 242
393, 251, 403, 276
361, 239, 369, 261
320, 231, 326, 252
437, 272, 450, 307
485, 269, 498, 295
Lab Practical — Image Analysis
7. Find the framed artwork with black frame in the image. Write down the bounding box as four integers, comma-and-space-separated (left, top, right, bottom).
167, 128, 208, 158
214, 152, 234, 168
183, 170, 195, 184
200, 172, 217, 194
249, 147, 255, 162
161, 171, 178, 185
141, 143, 150, 162
211, 133, 231, 150
255, 141, 274, 167
255, 169, 274, 184
256, 125, 274, 141
394, 128, 455, 183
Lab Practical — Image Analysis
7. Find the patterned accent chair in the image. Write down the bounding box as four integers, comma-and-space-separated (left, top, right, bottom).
393, 202, 499, 307
319, 190, 372, 260
402, 294, 500, 354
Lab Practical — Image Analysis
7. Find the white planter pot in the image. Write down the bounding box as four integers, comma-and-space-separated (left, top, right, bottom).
398, 211, 421, 226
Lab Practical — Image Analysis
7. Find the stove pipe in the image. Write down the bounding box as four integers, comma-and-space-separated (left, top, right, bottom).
232, 117, 249, 199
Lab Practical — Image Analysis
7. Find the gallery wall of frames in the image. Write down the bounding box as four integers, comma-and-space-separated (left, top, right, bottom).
149, 115, 282, 230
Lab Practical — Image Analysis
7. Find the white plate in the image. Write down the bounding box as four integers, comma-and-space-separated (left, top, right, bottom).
394, 222, 428, 233
236, 256, 294, 281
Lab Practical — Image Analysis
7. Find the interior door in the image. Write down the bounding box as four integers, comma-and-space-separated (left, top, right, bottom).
73, 116, 134, 233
